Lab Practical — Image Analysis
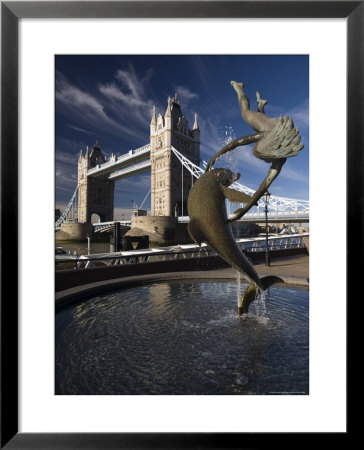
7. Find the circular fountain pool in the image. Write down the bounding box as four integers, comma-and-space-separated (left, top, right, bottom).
55, 280, 309, 395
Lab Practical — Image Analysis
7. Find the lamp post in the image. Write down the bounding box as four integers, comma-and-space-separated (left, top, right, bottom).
264, 191, 271, 266
86, 234, 90, 255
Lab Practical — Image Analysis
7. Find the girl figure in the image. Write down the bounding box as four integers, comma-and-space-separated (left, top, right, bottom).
230, 80, 278, 132
230, 80, 303, 162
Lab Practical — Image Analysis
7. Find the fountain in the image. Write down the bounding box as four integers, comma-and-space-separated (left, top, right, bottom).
55, 81, 307, 395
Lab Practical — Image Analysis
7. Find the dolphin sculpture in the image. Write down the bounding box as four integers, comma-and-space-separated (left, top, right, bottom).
187, 168, 284, 312
187, 168, 265, 292
187, 80, 304, 314
239, 275, 284, 315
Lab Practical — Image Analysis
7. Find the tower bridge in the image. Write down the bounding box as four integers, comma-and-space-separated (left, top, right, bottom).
56, 93, 309, 242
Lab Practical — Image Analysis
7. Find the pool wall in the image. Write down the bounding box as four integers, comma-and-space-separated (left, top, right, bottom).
56, 268, 308, 311
55, 247, 307, 292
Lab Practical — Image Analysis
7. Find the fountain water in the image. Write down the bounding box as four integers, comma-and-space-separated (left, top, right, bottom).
236, 270, 241, 311
55, 280, 308, 395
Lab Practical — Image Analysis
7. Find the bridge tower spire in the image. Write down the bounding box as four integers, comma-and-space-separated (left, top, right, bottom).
150, 105, 157, 133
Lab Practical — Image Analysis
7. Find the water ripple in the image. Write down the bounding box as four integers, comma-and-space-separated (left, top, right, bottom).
56, 281, 309, 395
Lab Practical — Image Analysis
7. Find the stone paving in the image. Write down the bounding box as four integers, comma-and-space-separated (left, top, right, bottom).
204, 253, 309, 287
244, 253, 308, 282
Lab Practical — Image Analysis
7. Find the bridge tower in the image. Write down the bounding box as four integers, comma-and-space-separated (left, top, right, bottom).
150, 94, 200, 217
77, 141, 115, 223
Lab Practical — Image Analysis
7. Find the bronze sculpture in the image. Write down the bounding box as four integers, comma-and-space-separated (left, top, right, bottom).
187, 168, 265, 292
187, 81, 303, 314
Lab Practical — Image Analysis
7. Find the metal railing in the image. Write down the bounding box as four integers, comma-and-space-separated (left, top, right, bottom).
55, 234, 308, 270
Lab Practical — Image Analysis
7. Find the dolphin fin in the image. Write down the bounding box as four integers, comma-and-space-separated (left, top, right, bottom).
187, 220, 205, 246
239, 275, 284, 314
222, 187, 252, 204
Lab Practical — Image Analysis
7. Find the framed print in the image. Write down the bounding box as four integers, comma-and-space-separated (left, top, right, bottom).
1, 1, 358, 448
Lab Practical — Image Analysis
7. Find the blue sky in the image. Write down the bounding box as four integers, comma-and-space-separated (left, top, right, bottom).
56, 55, 309, 214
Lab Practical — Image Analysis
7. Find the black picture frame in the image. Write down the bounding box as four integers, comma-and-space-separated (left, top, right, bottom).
1, 1, 357, 448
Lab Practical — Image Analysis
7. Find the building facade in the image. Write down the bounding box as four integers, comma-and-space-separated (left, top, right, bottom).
150, 94, 200, 217
77, 141, 115, 223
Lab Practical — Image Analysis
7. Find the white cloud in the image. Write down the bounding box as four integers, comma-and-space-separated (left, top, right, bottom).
56, 150, 79, 166
68, 124, 91, 134
98, 64, 157, 133
55, 164, 78, 192
56, 70, 149, 141
267, 98, 309, 131
279, 164, 308, 183
56, 137, 87, 154
115, 66, 154, 99
285, 99, 309, 130
173, 85, 199, 104
56, 72, 108, 117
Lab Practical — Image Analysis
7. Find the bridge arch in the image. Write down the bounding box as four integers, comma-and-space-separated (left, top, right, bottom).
91, 212, 105, 223
173, 200, 188, 217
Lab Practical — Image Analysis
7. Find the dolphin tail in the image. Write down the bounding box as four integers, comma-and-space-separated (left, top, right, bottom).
238, 275, 284, 315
